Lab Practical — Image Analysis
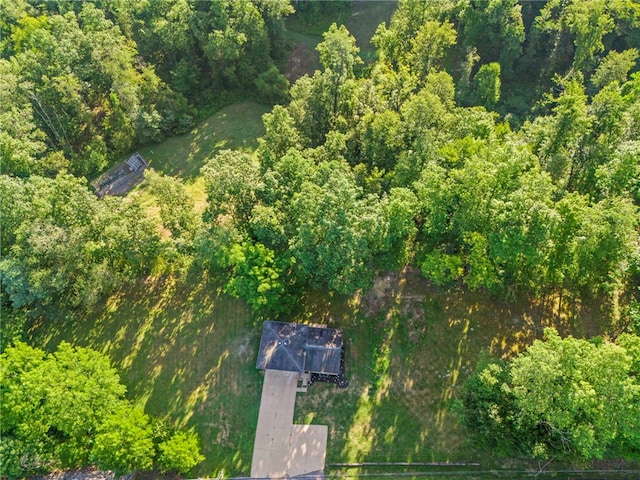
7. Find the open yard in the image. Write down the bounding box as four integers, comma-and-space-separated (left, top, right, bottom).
136, 101, 270, 180
290, 270, 612, 477
28, 265, 613, 478
28, 269, 261, 477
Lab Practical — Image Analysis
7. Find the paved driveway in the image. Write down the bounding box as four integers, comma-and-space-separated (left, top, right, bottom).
251, 370, 327, 478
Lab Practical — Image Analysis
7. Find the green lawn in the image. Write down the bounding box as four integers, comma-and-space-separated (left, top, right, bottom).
28, 269, 261, 478
28, 265, 612, 478
137, 101, 270, 181
129, 101, 270, 221
289, 271, 609, 478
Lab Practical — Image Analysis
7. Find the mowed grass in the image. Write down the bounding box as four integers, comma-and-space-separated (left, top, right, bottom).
137, 101, 270, 180
130, 101, 270, 221
289, 271, 614, 477
28, 269, 261, 478
27, 264, 614, 478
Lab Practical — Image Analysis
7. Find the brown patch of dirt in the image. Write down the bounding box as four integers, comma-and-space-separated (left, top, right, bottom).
361, 268, 430, 341
361, 269, 426, 317
360, 272, 396, 318
285, 43, 317, 83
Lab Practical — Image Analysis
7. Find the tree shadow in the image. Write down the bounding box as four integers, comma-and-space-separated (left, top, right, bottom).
292, 270, 619, 469
136, 102, 270, 181
27, 268, 262, 477
26, 267, 619, 477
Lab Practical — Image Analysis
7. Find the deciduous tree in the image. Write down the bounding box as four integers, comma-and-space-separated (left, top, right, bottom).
462, 328, 640, 460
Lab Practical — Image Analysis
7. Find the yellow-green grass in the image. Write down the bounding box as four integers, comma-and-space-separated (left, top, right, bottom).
137, 101, 270, 181
27, 266, 614, 477
289, 271, 614, 477
28, 270, 261, 478
129, 101, 269, 223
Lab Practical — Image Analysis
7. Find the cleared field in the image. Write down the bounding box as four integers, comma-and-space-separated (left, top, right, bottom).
289, 270, 613, 477
137, 101, 270, 180
27, 264, 614, 479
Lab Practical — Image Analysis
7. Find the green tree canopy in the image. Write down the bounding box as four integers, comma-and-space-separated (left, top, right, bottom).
0, 174, 161, 314
0, 341, 204, 478
462, 328, 640, 461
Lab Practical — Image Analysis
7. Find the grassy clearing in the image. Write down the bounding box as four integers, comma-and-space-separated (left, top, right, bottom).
344, 1, 397, 63
136, 101, 270, 181
284, 0, 396, 79
27, 264, 614, 478
28, 269, 261, 478
129, 101, 269, 222
289, 271, 613, 477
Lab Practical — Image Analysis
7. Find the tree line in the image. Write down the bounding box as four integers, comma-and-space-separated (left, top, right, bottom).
2, 0, 638, 319
197, 2, 639, 315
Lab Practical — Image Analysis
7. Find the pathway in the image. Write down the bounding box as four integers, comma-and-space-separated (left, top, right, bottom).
250, 370, 327, 478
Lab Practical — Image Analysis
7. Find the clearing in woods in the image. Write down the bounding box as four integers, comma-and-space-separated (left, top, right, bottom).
25, 5, 622, 477
28, 263, 615, 478
284, 1, 397, 82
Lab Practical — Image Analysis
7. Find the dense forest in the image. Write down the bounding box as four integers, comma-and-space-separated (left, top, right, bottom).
1, 0, 640, 478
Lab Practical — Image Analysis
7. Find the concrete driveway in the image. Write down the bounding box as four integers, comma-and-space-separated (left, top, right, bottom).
251, 369, 327, 478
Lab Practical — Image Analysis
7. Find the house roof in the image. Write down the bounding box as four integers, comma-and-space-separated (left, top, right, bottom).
256, 321, 343, 375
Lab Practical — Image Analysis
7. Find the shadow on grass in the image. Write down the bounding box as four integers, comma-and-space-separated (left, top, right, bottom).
136, 102, 271, 181
27, 267, 617, 477
292, 269, 618, 472
27, 267, 262, 478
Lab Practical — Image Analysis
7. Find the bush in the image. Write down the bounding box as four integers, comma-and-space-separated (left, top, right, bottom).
157, 430, 205, 475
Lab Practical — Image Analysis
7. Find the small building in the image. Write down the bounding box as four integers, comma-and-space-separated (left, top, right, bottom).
251, 321, 346, 479
126, 153, 147, 172
256, 321, 343, 376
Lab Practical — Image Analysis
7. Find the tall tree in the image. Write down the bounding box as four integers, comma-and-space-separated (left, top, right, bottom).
460, 0, 525, 79
0, 174, 160, 314
289, 163, 386, 294
462, 328, 640, 460
472, 62, 502, 110
316, 23, 362, 117
145, 169, 199, 244
201, 149, 263, 226
526, 77, 591, 189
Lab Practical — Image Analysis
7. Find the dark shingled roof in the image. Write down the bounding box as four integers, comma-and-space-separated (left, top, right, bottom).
256, 321, 343, 375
